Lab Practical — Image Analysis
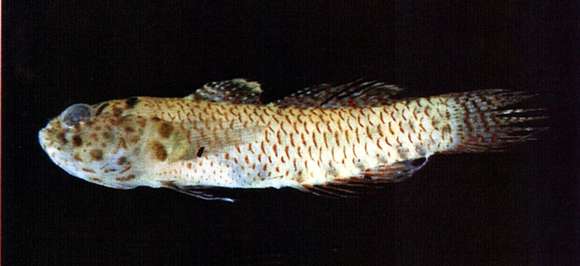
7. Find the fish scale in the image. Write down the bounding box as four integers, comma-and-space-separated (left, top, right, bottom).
38, 79, 545, 202
145, 97, 454, 188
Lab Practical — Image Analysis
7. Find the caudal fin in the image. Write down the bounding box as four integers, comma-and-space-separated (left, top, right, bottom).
445, 89, 547, 153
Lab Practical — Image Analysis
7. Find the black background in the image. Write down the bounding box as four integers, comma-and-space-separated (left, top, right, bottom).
4, 1, 578, 265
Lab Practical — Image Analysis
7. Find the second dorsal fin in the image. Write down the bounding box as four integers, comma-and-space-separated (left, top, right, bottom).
185, 78, 263, 104
277, 80, 404, 108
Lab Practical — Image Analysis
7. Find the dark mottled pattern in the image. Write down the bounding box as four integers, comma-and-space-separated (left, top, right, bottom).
150, 141, 167, 161
196, 146, 205, 157
125, 97, 139, 109
158, 122, 173, 138
90, 149, 103, 161
72, 135, 83, 147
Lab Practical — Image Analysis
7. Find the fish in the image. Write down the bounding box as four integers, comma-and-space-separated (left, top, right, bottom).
38, 79, 546, 202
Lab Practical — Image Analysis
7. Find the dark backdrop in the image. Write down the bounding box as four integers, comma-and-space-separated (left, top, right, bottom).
4, 1, 578, 265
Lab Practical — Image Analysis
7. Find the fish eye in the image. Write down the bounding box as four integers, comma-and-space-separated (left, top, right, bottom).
60, 103, 92, 127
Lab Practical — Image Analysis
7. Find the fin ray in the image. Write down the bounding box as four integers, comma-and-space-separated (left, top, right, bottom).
186, 78, 262, 104
163, 182, 235, 202
277, 80, 404, 108
299, 158, 429, 198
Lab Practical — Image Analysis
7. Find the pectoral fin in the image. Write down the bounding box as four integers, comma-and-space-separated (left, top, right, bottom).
162, 182, 236, 203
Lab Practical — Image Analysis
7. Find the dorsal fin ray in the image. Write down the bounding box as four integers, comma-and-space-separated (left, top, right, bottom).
277, 80, 404, 108
298, 157, 429, 198
185, 78, 263, 104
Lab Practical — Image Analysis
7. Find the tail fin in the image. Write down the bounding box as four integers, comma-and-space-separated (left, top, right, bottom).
444, 89, 547, 153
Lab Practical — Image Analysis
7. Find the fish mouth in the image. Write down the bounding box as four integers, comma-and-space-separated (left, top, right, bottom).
38, 127, 48, 151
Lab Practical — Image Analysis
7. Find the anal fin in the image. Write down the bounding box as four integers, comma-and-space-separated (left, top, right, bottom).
299, 157, 429, 199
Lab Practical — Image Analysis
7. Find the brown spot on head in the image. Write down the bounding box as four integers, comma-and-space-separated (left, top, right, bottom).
129, 135, 140, 144
124, 126, 135, 133
90, 149, 103, 161
116, 174, 136, 182
89, 177, 103, 182
90, 132, 99, 141
136, 117, 147, 128
102, 131, 112, 140
110, 117, 122, 126
112, 107, 123, 117
82, 168, 96, 173
74, 154, 83, 162
150, 141, 167, 161
57, 132, 67, 145
158, 122, 173, 138
72, 135, 83, 147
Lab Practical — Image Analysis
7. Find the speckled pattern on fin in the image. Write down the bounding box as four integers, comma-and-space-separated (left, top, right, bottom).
277, 80, 404, 108
185, 78, 262, 104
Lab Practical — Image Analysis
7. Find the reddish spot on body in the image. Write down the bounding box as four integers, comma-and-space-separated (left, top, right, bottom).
272, 143, 278, 157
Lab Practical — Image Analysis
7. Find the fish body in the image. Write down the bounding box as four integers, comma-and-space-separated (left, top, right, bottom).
39, 79, 544, 201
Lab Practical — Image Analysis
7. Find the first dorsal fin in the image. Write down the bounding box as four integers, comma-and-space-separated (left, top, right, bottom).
185, 78, 263, 104
277, 80, 404, 108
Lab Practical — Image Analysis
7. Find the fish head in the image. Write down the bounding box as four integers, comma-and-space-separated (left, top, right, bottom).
39, 99, 147, 189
